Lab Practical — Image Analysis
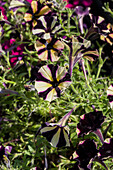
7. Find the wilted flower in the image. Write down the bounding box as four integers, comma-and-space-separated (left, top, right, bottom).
32, 15, 61, 39
35, 38, 64, 61
75, 6, 89, 34
107, 84, 113, 109
37, 107, 75, 147
24, 0, 51, 27
35, 64, 71, 102
73, 139, 98, 169
76, 110, 105, 143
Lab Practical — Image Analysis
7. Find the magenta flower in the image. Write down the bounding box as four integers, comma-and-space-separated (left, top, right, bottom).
64, 0, 92, 8
0, 6, 7, 20
2, 38, 24, 67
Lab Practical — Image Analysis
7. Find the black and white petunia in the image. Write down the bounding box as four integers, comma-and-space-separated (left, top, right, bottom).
35, 64, 71, 102
24, 0, 51, 27
32, 15, 61, 39
37, 107, 75, 147
35, 38, 64, 61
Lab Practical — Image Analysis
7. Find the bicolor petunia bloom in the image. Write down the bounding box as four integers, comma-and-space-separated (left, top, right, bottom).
107, 84, 113, 109
35, 38, 64, 61
66, 36, 99, 76
73, 139, 98, 169
76, 110, 105, 143
89, 14, 113, 46
64, 0, 92, 9
37, 107, 75, 147
35, 64, 71, 102
24, 0, 51, 27
32, 15, 61, 39
99, 138, 113, 159
100, 23, 113, 46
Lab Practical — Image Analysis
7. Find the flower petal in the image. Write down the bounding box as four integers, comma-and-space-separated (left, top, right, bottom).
24, 13, 32, 21
45, 88, 57, 102
38, 65, 53, 81
35, 81, 52, 93
31, 1, 37, 14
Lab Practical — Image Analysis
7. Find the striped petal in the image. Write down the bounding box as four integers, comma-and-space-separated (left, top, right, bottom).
45, 88, 57, 102
35, 40, 46, 51
50, 49, 59, 62
40, 124, 70, 147
38, 50, 48, 61
35, 81, 52, 93
24, 13, 32, 22
38, 65, 53, 81
53, 40, 64, 50
31, 1, 37, 14
38, 5, 51, 16
56, 66, 67, 81
58, 81, 71, 91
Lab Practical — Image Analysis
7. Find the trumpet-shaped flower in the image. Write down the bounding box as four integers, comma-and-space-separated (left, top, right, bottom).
32, 15, 61, 40
73, 139, 98, 169
35, 64, 71, 102
99, 138, 113, 159
37, 107, 75, 147
35, 38, 64, 61
24, 0, 51, 27
76, 110, 105, 144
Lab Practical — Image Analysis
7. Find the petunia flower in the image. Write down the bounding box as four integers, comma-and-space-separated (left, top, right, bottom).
73, 139, 98, 169
35, 38, 64, 61
24, 0, 51, 27
32, 15, 61, 40
107, 84, 113, 109
89, 14, 113, 46
99, 138, 113, 159
0, 145, 12, 168
35, 64, 71, 102
100, 23, 113, 46
2, 38, 24, 67
64, 36, 99, 76
64, 0, 92, 9
76, 110, 105, 144
36, 107, 75, 147
75, 6, 89, 34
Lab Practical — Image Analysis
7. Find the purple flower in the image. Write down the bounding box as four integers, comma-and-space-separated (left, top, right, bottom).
35, 38, 64, 61
99, 138, 113, 159
76, 110, 105, 144
37, 107, 75, 147
35, 64, 71, 102
73, 139, 98, 169
64, 0, 92, 9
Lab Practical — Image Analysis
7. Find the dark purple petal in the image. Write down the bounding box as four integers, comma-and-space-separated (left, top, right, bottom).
77, 110, 105, 137
99, 138, 113, 159
73, 139, 98, 169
